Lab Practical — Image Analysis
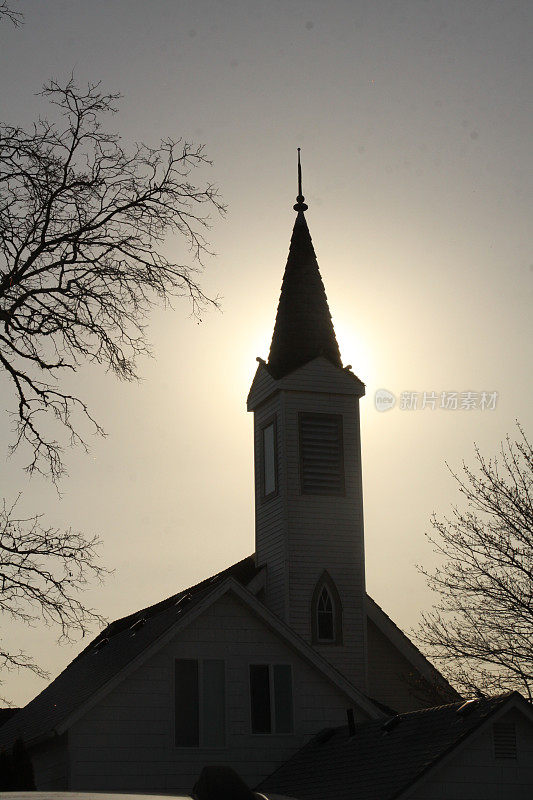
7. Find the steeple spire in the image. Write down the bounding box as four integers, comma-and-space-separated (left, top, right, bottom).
293, 147, 308, 212
267, 151, 342, 379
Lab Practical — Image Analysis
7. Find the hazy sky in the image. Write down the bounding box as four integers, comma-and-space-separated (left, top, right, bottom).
1, 0, 532, 705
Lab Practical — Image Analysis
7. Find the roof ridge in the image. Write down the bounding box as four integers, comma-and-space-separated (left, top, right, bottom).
75, 555, 256, 659
388, 692, 513, 720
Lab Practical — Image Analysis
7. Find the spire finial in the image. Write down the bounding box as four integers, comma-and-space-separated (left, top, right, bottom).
293, 147, 308, 212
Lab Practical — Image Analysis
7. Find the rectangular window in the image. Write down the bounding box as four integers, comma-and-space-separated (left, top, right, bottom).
273, 664, 293, 733
250, 664, 271, 733
175, 659, 199, 746
175, 659, 225, 747
299, 413, 345, 496
203, 659, 226, 747
261, 417, 278, 499
250, 664, 293, 734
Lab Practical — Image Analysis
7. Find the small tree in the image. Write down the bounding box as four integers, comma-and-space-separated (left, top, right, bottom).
0, 496, 106, 682
0, 78, 224, 482
416, 424, 533, 699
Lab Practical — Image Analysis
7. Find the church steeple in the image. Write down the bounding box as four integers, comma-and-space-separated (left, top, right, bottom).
267, 151, 342, 379
248, 160, 367, 692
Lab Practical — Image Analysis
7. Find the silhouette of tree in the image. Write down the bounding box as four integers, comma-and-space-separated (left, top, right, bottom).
0, 496, 106, 685
0, 78, 224, 481
416, 424, 533, 699
0, 2, 23, 27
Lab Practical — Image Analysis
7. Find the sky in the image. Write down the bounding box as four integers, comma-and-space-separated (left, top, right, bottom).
0, 0, 531, 705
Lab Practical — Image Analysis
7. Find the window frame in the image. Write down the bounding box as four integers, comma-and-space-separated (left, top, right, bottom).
174, 657, 227, 749
298, 412, 346, 496
316, 585, 335, 642
311, 571, 343, 646
260, 414, 279, 502
248, 662, 294, 735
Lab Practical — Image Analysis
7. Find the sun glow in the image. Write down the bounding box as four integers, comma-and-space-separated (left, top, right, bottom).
236, 314, 376, 393
333, 316, 376, 388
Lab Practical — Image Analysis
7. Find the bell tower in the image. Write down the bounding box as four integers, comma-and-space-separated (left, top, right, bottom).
247, 153, 368, 691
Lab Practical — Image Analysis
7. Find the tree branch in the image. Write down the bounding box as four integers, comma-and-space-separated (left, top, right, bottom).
415, 423, 533, 698
0, 78, 225, 479
0, 495, 109, 685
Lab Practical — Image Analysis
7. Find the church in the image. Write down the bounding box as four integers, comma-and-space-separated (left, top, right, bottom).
1, 160, 532, 799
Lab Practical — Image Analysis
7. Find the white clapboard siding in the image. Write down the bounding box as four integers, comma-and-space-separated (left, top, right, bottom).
277, 357, 364, 397
250, 352, 368, 691
247, 362, 279, 410
284, 390, 367, 690
253, 391, 288, 620
67, 592, 364, 793
247, 358, 363, 412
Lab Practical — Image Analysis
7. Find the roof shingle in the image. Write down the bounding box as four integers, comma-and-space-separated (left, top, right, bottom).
0, 556, 259, 748
267, 211, 342, 379
258, 693, 521, 800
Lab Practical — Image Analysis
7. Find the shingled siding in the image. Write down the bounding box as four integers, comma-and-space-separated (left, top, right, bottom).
409, 708, 533, 800
283, 389, 367, 692
67, 593, 362, 793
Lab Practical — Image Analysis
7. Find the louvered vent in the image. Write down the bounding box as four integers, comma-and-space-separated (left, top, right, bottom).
299, 413, 345, 495
493, 722, 517, 759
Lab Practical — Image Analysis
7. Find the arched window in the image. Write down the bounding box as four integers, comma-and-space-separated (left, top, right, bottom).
311, 571, 343, 645
317, 586, 334, 640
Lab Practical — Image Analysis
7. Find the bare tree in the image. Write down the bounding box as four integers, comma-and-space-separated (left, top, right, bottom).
0, 496, 107, 684
0, 1, 23, 26
0, 77, 223, 690
416, 424, 533, 699
0, 78, 225, 482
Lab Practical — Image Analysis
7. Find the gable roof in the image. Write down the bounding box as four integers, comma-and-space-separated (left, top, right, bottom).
267, 210, 342, 379
247, 357, 365, 414
0, 556, 259, 748
258, 692, 532, 800
0, 556, 381, 749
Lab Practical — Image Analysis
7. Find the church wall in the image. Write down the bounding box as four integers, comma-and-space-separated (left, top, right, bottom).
247, 363, 278, 409
278, 357, 363, 395
67, 592, 363, 793
366, 618, 447, 713
31, 733, 69, 790
407, 708, 533, 800
253, 391, 287, 620
282, 389, 367, 691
